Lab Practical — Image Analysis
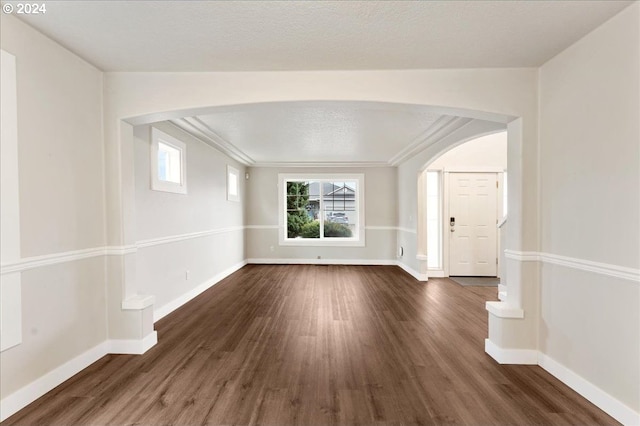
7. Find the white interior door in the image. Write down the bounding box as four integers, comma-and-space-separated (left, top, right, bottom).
449, 172, 498, 276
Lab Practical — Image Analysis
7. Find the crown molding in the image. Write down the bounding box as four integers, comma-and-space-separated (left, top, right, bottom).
389, 116, 474, 166
252, 161, 391, 168
171, 114, 479, 168
170, 117, 255, 166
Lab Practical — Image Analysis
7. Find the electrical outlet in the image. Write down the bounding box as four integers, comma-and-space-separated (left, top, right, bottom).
185, 270, 190, 280
269, 245, 274, 252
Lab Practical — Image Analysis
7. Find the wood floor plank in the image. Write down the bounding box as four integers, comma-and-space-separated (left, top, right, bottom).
3, 265, 619, 425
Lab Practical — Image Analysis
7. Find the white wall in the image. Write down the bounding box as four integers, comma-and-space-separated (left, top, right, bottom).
539, 1, 639, 415
427, 131, 507, 171
134, 122, 246, 317
6, 5, 635, 422
245, 167, 397, 263
0, 14, 107, 398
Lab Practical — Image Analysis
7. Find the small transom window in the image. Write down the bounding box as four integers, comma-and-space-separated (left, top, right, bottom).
151, 128, 187, 194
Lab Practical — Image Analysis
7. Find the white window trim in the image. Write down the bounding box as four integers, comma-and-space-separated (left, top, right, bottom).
426, 170, 443, 271
278, 173, 365, 247
150, 127, 187, 194
227, 165, 240, 202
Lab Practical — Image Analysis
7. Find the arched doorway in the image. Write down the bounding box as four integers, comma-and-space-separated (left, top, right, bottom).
104, 71, 539, 364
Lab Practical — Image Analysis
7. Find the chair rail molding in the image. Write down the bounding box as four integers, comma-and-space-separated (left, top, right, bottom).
503, 250, 639, 282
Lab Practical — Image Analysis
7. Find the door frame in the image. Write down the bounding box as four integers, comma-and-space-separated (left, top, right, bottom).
441, 167, 505, 278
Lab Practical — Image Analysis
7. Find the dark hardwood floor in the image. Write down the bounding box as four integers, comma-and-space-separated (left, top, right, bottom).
4, 265, 617, 425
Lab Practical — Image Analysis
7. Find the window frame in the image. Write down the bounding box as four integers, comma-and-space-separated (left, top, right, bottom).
227, 165, 240, 202
150, 127, 187, 195
426, 170, 443, 270
278, 173, 365, 247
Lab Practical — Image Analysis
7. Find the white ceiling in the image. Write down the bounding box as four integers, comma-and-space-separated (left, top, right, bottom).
172, 102, 450, 166
8, 0, 632, 165
9, 1, 633, 72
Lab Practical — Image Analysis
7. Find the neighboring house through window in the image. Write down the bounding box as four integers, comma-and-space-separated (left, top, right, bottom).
279, 174, 365, 246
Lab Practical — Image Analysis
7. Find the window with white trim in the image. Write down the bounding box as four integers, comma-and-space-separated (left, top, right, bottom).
151, 127, 187, 194
227, 165, 240, 202
279, 174, 365, 246
426, 170, 442, 269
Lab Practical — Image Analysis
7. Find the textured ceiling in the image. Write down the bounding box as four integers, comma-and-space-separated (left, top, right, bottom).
8, 1, 630, 165
173, 102, 448, 165
8, 0, 633, 71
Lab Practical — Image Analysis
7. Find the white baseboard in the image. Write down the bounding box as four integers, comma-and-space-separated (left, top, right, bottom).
396, 261, 428, 281
484, 339, 538, 364
154, 260, 247, 323
0, 332, 161, 421
0, 341, 109, 422
247, 258, 427, 282
108, 331, 158, 355
427, 269, 446, 278
538, 353, 639, 426
485, 341, 639, 425
247, 258, 397, 266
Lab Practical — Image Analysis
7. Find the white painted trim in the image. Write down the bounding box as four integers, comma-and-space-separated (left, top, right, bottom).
245, 225, 280, 230
498, 283, 507, 301
254, 161, 390, 168
0, 333, 160, 421
248, 258, 397, 266
104, 245, 138, 256
389, 116, 473, 166
278, 173, 366, 247
397, 227, 417, 234
484, 343, 640, 425
137, 226, 244, 248
427, 269, 446, 278
444, 166, 506, 173
154, 260, 248, 322
365, 226, 398, 231
396, 262, 428, 281
0, 245, 138, 275
416, 254, 428, 261
538, 353, 640, 426
1, 247, 108, 275
150, 127, 188, 195
278, 237, 366, 247
497, 215, 508, 228
484, 339, 538, 364
247, 225, 398, 232
0, 227, 245, 274
226, 164, 240, 202
122, 294, 155, 310
246, 259, 426, 283
170, 117, 255, 165
0, 341, 109, 422
505, 250, 640, 282
540, 252, 640, 282
108, 331, 158, 355
504, 250, 541, 262
485, 301, 524, 318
